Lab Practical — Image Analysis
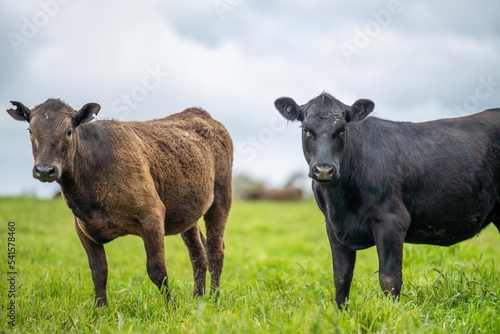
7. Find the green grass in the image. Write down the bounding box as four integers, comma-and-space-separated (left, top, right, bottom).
0, 197, 499, 333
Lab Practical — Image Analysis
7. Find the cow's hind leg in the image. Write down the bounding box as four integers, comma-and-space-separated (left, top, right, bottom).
488, 201, 500, 233
181, 224, 208, 296
203, 179, 231, 296
74, 218, 108, 307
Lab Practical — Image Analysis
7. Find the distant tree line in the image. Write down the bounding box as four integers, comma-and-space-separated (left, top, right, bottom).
233, 172, 308, 201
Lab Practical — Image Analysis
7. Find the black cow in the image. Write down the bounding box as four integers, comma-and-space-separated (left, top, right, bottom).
275, 92, 500, 307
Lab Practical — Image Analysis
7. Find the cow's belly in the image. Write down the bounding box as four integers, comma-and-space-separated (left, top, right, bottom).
161, 180, 215, 235
403, 186, 497, 246
405, 214, 491, 246
163, 203, 211, 235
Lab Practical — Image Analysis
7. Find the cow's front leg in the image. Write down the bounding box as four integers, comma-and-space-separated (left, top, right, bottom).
327, 224, 356, 308
142, 230, 170, 297
74, 218, 108, 307
372, 222, 405, 299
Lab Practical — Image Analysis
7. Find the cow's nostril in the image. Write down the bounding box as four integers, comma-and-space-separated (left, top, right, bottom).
34, 165, 58, 181
312, 163, 335, 181
36, 165, 55, 174
321, 166, 333, 174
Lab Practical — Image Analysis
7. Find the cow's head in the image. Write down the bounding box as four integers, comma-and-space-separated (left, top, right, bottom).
275, 92, 374, 183
7, 99, 100, 183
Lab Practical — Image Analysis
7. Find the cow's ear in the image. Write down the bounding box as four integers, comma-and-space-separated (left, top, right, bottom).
275, 97, 303, 122
346, 99, 374, 122
75, 103, 100, 126
7, 101, 31, 122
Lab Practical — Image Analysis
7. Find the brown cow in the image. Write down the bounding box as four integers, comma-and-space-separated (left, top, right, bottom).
7, 98, 233, 307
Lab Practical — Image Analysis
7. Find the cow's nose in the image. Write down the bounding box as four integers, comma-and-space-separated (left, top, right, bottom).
312, 162, 335, 181
33, 164, 58, 182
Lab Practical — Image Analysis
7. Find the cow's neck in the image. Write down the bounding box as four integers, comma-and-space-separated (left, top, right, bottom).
58, 122, 113, 222
330, 119, 394, 214
327, 135, 363, 214
58, 171, 94, 223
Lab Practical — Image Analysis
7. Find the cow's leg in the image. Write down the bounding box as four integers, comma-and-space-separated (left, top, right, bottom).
142, 231, 168, 294
74, 218, 108, 307
327, 223, 356, 308
139, 208, 169, 299
203, 179, 231, 296
181, 224, 208, 296
372, 218, 406, 300
493, 219, 500, 233
489, 201, 500, 233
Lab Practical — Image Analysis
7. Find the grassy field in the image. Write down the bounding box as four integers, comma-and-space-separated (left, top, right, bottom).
0, 197, 499, 333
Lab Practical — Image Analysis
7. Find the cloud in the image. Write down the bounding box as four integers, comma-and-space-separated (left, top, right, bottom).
1, 0, 499, 196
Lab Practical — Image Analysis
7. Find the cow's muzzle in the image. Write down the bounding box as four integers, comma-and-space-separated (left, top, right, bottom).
33, 164, 60, 183
310, 162, 336, 182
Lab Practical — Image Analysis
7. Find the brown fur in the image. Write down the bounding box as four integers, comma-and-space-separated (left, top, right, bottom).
7, 99, 233, 307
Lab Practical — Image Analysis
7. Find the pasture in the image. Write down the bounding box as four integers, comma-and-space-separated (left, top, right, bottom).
0, 197, 499, 333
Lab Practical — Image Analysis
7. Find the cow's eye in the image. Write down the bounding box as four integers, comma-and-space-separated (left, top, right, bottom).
339, 128, 346, 135
27, 128, 32, 135
67, 129, 73, 137
303, 128, 312, 138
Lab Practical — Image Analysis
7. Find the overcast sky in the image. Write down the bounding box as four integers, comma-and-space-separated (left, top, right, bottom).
1, 0, 499, 198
